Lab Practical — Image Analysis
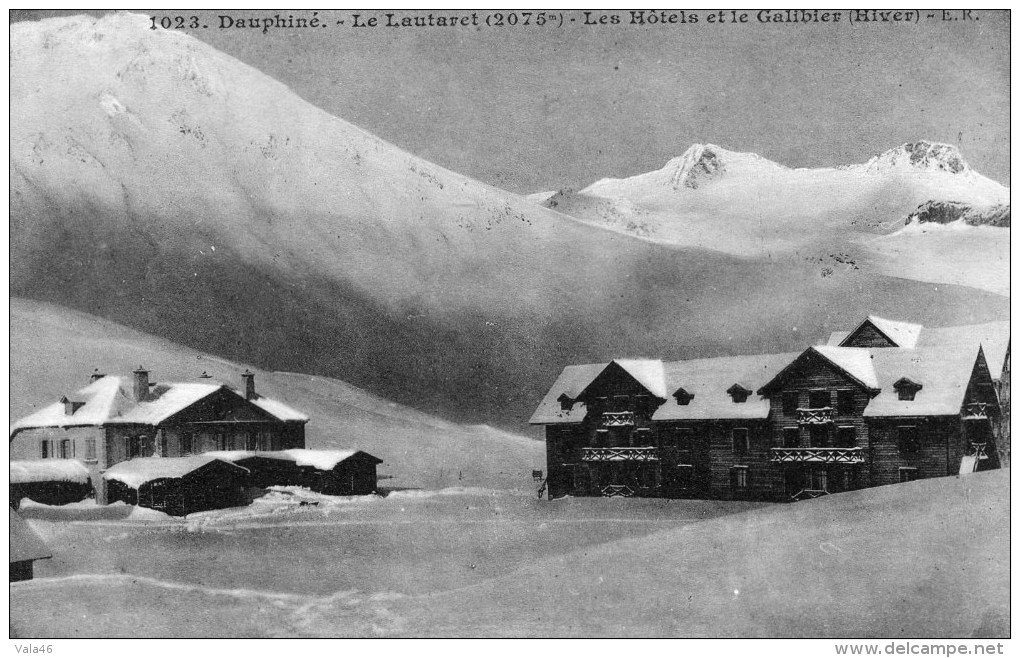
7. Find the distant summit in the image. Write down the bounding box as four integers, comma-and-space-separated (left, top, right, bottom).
661, 143, 787, 190
584, 143, 787, 195
850, 141, 971, 175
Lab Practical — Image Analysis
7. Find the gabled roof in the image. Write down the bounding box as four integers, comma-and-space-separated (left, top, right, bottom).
574, 359, 667, 401
10, 509, 52, 564
529, 363, 604, 424
11, 375, 309, 438
829, 319, 1009, 373
839, 315, 923, 348
103, 456, 247, 489
759, 346, 880, 395
11, 459, 90, 485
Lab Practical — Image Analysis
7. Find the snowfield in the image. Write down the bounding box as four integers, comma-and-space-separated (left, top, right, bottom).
10, 470, 1008, 638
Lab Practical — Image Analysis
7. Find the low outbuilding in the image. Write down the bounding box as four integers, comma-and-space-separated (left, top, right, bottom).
103, 456, 249, 516
207, 449, 383, 495
10, 459, 93, 509
10, 508, 52, 582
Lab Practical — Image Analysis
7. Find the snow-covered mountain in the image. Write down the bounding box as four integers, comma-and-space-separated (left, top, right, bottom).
9, 14, 1009, 429
536, 141, 1009, 293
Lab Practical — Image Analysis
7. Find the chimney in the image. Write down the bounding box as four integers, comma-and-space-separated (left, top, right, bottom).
133, 366, 150, 402
90, 368, 106, 383
241, 369, 256, 400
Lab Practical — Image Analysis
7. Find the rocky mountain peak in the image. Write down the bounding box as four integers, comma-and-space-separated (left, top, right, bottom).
856, 141, 971, 175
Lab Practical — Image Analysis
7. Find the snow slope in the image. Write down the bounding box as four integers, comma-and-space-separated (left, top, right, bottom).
10, 470, 1007, 637
9, 14, 1010, 430
10, 298, 543, 490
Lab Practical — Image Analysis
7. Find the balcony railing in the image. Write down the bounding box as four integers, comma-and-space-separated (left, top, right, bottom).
770, 447, 864, 464
962, 402, 992, 420
797, 407, 835, 425
600, 411, 635, 427
581, 447, 659, 462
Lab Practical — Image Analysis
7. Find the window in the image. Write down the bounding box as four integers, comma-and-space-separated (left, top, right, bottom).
728, 385, 751, 403
836, 390, 854, 415
809, 390, 831, 409
731, 466, 749, 489
807, 467, 828, 492
899, 467, 918, 483
732, 428, 750, 455
557, 394, 573, 411
893, 378, 923, 401
810, 425, 829, 448
160, 434, 168, 457
181, 432, 193, 456
675, 464, 694, 489
84, 438, 97, 462
60, 439, 73, 459
898, 426, 920, 454
673, 388, 694, 406
127, 436, 145, 459
782, 391, 799, 414
40, 440, 52, 459
783, 427, 800, 448
836, 426, 856, 448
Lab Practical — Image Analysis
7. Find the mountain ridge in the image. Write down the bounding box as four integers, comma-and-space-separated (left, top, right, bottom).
10, 13, 1010, 431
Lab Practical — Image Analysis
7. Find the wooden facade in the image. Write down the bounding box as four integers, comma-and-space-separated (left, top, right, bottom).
105, 459, 250, 516
228, 451, 383, 495
534, 318, 1006, 502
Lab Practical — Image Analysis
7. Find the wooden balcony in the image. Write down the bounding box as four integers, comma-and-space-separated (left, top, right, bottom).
797, 407, 835, 425
770, 447, 864, 464
581, 447, 660, 462
962, 402, 992, 421
601, 411, 635, 427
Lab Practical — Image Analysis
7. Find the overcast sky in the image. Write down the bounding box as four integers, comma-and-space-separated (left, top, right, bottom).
13, 9, 1010, 192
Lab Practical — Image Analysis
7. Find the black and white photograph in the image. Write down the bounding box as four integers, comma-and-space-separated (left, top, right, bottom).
8, 7, 1011, 643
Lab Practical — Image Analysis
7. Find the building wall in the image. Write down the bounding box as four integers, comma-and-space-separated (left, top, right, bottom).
867, 417, 960, 486
12, 426, 105, 501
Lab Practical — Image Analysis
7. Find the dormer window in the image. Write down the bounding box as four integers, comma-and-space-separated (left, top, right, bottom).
893, 378, 922, 401
727, 384, 752, 404
557, 393, 575, 411
60, 396, 85, 416
672, 387, 695, 406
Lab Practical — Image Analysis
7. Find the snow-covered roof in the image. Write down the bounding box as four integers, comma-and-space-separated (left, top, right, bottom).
11, 374, 309, 437
116, 382, 220, 424
653, 353, 798, 421
10, 509, 51, 564
829, 318, 1009, 373
103, 456, 246, 489
811, 346, 880, 390
532, 353, 797, 424
250, 396, 309, 422
529, 364, 604, 424
865, 316, 923, 348
610, 359, 668, 399
10, 459, 91, 485
10, 376, 130, 435
534, 318, 1001, 425
204, 449, 381, 470
863, 347, 982, 417
917, 321, 1010, 375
